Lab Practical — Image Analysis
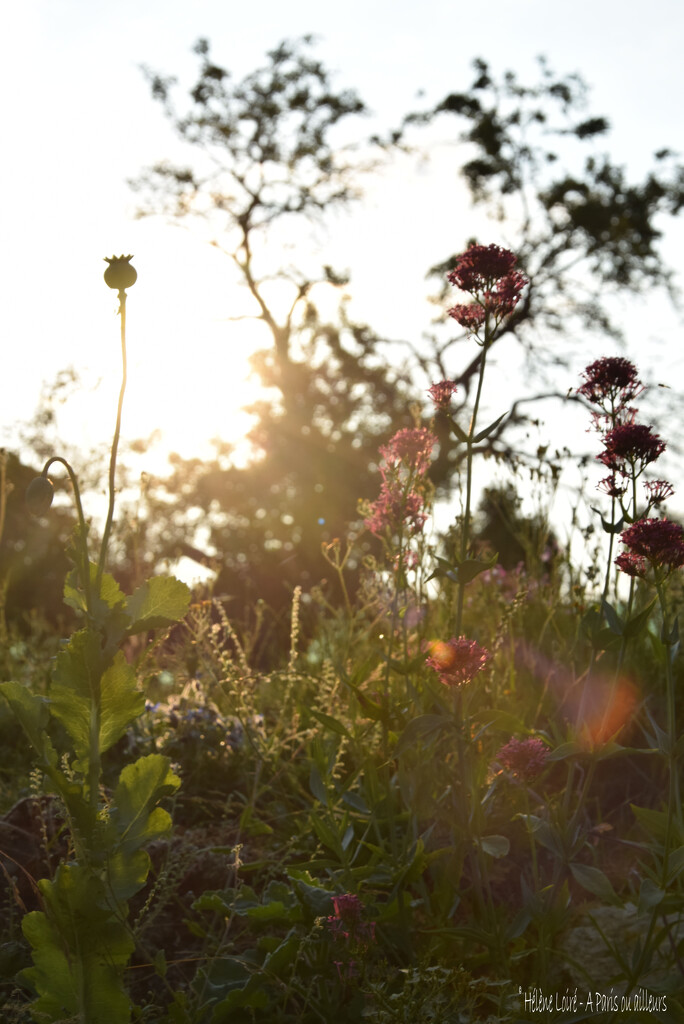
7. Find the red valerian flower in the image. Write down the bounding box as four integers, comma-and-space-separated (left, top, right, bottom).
447, 244, 518, 293
598, 423, 665, 472
364, 480, 427, 537
615, 551, 648, 578
447, 302, 486, 330
618, 517, 684, 575
597, 475, 628, 499
577, 357, 642, 406
328, 893, 375, 948
427, 380, 458, 410
644, 479, 675, 505
379, 427, 435, 475
425, 636, 490, 687
496, 737, 549, 781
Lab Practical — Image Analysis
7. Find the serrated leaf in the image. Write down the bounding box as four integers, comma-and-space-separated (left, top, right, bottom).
0, 680, 52, 762
21, 864, 134, 1024
110, 754, 180, 853
126, 576, 190, 634
569, 862, 621, 905
99, 652, 146, 753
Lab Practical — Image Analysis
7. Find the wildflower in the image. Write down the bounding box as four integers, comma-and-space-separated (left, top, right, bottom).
364, 480, 427, 537
379, 427, 435, 475
103, 254, 137, 290
577, 357, 642, 407
448, 303, 486, 330
425, 636, 489, 687
427, 380, 458, 410
496, 737, 549, 781
644, 479, 674, 505
328, 893, 375, 948
447, 244, 518, 293
598, 423, 665, 473
617, 517, 684, 576
597, 475, 627, 499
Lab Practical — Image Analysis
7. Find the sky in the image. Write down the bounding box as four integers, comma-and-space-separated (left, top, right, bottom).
2, 0, 684, 564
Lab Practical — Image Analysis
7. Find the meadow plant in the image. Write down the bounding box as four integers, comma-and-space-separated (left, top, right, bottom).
0, 258, 190, 1024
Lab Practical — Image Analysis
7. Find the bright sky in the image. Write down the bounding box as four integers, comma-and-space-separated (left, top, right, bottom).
2, 0, 683, 512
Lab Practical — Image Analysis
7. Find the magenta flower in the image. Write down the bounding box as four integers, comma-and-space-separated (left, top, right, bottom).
577, 357, 642, 407
644, 479, 675, 505
328, 893, 375, 949
617, 517, 684, 576
496, 737, 549, 781
427, 379, 458, 410
425, 636, 490, 687
379, 427, 435, 475
364, 479, 427, 537
447, 302, 486, 330
598, 423, 665, 473
447, 244, 518, 293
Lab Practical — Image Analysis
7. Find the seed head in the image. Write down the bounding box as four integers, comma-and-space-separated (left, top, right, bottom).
104, 254, 137, 291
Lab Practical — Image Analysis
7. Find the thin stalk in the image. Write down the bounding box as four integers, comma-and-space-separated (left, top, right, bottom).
97, 288, 128, 592
455, 320, 491, 635
43, 455, 93, 619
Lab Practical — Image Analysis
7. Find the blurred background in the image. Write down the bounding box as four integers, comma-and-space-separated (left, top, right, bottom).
1, 0, 683, 645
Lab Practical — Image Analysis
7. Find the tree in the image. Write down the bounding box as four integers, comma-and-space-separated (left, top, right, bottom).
130, 40, 684, 642
399, 57, 684, 484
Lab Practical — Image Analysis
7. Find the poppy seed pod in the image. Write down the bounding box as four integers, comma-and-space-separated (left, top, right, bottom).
104, 255, 137, 290
26, 475, 54, 516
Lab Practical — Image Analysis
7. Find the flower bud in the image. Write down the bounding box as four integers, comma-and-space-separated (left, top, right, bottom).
104, 255, 137, 290
26, 475, 54, 516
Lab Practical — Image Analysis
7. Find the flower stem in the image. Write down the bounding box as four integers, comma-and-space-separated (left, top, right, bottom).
97, 288, 128, 592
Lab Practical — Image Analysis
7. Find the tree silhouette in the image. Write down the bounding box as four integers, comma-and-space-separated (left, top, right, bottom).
129, 40, 684, 645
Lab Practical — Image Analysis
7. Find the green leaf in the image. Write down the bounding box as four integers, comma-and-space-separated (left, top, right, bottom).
308, 708, 351, 738
623, 598, 656, 639
0, 680, 53, 763
569, 862, 621, 905
472, 411, 507, 444
479, 834, 510, 858
394, 714, 451, 757
99, 652, 146, 754
309, 763, 328, 806
21, 864, 134, 1024
109, 754, 180, 854
126, 576, 191, 634
601, 598, 623, 636
450, 420, 469, 443
49, 630, 107, 763
631, 803, 670, 844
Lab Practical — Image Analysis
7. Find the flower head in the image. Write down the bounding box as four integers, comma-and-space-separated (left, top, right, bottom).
427, 380, 458, 410
598, 423, 665, 473
618, 517, 684, 576
644, 479, 675, 506
425, 636, 490, 687
364, 480, 426, 537
578, 357, 642, 407
104, 254, 137, 291
379, 427, 435, 475
447, 302, 486, 330
447, 244, 518, 293
496, 737, 549, 781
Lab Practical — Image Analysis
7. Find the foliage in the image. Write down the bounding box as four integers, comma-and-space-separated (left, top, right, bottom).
3, 246, 684, 1022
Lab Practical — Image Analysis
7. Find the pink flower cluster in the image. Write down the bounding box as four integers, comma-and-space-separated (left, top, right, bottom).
577, 357, 675, 547
616, 518, 684, 579
425, 636, 490, 687
427, 379, 458, 411
496, 737, 549, 782
364, 427, 435, 539
446, 243, 527, 331
328, 893, 375, 949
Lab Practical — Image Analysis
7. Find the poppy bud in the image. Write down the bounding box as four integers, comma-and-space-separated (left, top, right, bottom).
26, 475, 54, 516
104, 255, 137, 290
